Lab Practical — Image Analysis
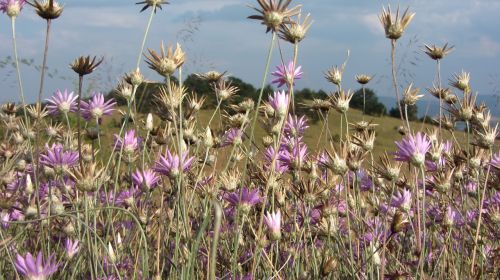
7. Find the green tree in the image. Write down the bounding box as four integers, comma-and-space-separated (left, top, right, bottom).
351, 88, 387, 116
389, 101, 418, 121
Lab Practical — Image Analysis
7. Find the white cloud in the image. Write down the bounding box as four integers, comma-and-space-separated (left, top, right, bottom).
478, 36, 500, 57
360, 13, 383, 36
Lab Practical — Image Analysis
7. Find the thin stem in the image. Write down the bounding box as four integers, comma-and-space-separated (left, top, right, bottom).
391, 39, 404, 122
136, 7, 156, 70
209, 200, 222, 280
76, 75, 84, 171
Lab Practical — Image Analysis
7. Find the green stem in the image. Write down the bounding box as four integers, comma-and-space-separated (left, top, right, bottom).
136, 8, 156, 69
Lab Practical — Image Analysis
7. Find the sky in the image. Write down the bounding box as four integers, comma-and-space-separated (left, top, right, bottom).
1, 0, 500, 106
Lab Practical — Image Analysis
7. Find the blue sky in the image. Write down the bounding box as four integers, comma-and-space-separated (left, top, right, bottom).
1, 0, 500, 105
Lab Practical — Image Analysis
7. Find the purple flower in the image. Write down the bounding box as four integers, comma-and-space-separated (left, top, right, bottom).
268, 90, 290, 118
263, 146, 288, 173
271, 60, 303, 88
132, 169, 160, 191
464, 181, 477, 195
45, 89, 78, 115
64, 238, 80, 259
278, 140, 308, 170
264, 210, 282, 240
113, 129, 140, 155
80, 92, 116, 122
40, 144, 79, 173
284, 114, 308, 137
224, 187, 261, 214
154, 149, 195, 179
15, 251, 59, 280
491, 151, 500, 170
221, 128, 244, 147
443, 206, 459, 227
0, 0, 26, 17
390, 189, 412, 212
394, 132, 431, 167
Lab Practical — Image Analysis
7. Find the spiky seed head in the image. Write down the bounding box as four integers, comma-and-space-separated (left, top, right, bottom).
355, 74, 373, 85
34, 0, 64, 20
449, 71, 470, 92
423, 43, 454, 60
70, 56, 103, 76
379, 5, 415, 40
402, 83, 423, 106
136, 0, 169, 13
279, 13, 312, 43
124, 69, 144, 86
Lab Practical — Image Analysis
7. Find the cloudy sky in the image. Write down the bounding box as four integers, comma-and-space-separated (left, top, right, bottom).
1, 0, 500, 105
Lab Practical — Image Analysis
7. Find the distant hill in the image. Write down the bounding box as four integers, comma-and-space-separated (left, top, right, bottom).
379, 95, 500, 121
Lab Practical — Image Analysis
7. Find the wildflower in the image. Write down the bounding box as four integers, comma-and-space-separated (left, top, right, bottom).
40, 144, 79, 174
70, 55, 103, 77
284, 114, 308, 137
0, 0, 26, 17
264, 210, 282, 240
248, 0, 301, 33
26, 103, 49, 120
490, 152, 500, 170
33, 0, 64, 20
394, 132, 431, 167
113, 129, 140, 155
324, 65, 344, 86
14, 251, 59, 280
120, 70, 142, 88
195, 70, 226, 83
114, 81, 133, 101
136, 0, 168, 13
427, 85, 451, 100
224, 187, 261, 214
423, 43, 454, 60
331, 90, 354, 113
221, 128, 244, 147
379, 5, 415, 40
443, 206, 458, 227
213, 79, 239, 101
263, 146, 288, 173
144, 42, 185, 77
355, 74, 373, 85
464, 181, 477, 195
448, 91, 476, 122
46, 89, 78, 115
390, 189, 412, 212
64, 238, 80, 260
279, 12, 312, 43
69, 163, 104, 192
154, 149, 194, 179
80, 92, 116, 122
402, 83, 423, 106
449, 70, 470, 92
278, 140, 308, 170
271, 60, 303, 88
267, 90, 290, 119
324, 143, 348, 175
132, 169, 160, 191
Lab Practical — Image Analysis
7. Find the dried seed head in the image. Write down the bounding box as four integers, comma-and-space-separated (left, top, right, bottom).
331, 90, 354, 113
325, 66, 344, 86
423, 43, 454, 60
144, 42, 185, 77
195, 70, 226, 83
213, 79, 239, 101
136, 0, 169, 13
33, 0, 64, 20
449, 70, 470, 92
124, 69, 144, 86
114, 81, 133, 101
379, 5, 415, 40
70, 163, 105, 192
375, 152, 401, 181
70, 55, 103, 76
248, 0, 301, 33
391, 211, 409, 233
355, 74, 373, 85
279, 12, 312, 43
402, 83, 423, 106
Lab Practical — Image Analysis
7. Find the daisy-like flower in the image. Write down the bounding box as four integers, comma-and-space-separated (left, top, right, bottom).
224, 187, 261, 214
80, 92, 116, 122
15, 251, 59, 280
221, 128, 245, 147
113, 129, 140, 155
284, 114, 308, 137
271, 60, 303, 88
64, 238, 80, 260
278, 140, 308, 170
379, 5, 415, 40
154, 149, 194, 179
248, 0, 301, 33
394, 132, 431, 167
46, 89, 78, 115
390, 189, 412, 212
132, 169, 160, 191
40, 144, 79, 174
263, 146, 288, 173
264, 210, 282, 240
268, 90, 290, 118
490, 152, 500, 171
0, 0, 26, 17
